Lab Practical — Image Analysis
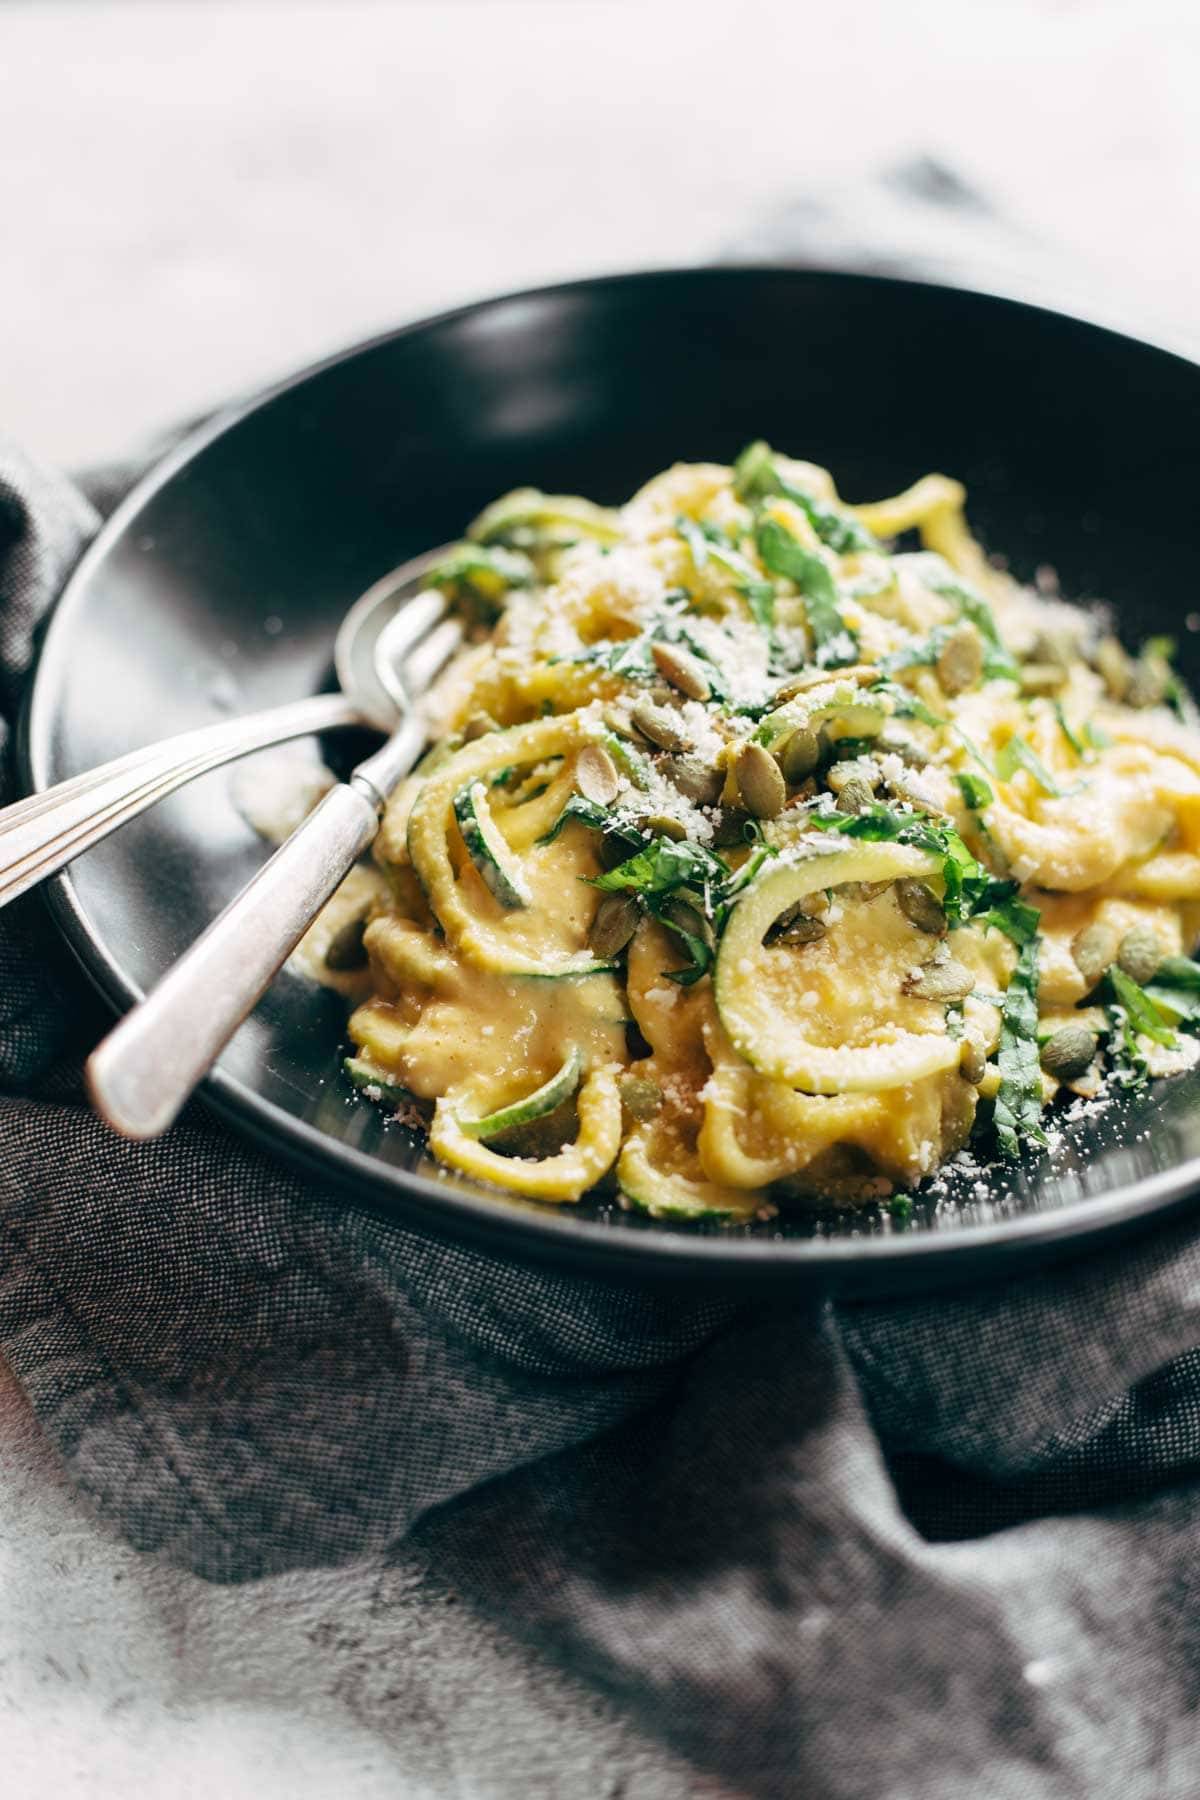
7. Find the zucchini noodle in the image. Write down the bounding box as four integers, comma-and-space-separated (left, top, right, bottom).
326, 446, 1200, 1219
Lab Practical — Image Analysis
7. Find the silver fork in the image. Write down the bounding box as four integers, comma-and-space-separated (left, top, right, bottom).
85, 597, 463, 1139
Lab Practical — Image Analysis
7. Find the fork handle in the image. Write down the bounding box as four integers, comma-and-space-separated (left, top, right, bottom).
86, 715, 426, 1139
87, 781, 379, 1137
0, 692, 364, 911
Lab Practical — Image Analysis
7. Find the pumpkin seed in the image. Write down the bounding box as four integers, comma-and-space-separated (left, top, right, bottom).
778, 915, 827, 946
959, 1037, 988, 1085
903, 950, 974, 1002
766, 900, 827, 946
875, 731, 930, 768
772, 664, 879, 702
462, 712, 499, 742
895, 878, 947, 937
630, 697, 691, 752
1018, 662, 1064, 696
599, 832, 634, 869
1126, 654, 1171, 709
640, 811, 688, 841
618, 1073, 663, 1122
835, 774, 876, 815
1040, 1024, 1099, 1080
651, 639, 711, 701
779, 726, 820, 784
841, 879, 894, 902
735, 741, 786, 818
589, 893, 640, 959
1095, 635, 1132, 701
662, 753, 724, 806
1117, 923, 1163, 986
662, 898, 714, 949
935, 623, 984, 696
712, 807, 753, 848
827, 759, 878, 795
324, 914, 369, 971
1033, 628, 1081, 670
575, 742, 620, 807
1071, 921, 1117, 989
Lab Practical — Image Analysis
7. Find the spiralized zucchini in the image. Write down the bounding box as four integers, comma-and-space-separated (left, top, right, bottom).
332, 446, 1200, 1218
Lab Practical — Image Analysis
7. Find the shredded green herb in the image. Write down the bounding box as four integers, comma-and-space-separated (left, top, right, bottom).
1145, 955, 1200, 1024
808, 801, 1039, 945
995, 734, 1064, 797
870, 679, 945, 730
421, 541, 533, 603
994, 937, 1047, 1159
1108, 966, 1177, 1048
536, 794, 611, 844
955, 771, 994, 810
1053, 701, 1088, 760
732, 440, 878, 554
902, 554, 1021, 683
755, 519, 858, 665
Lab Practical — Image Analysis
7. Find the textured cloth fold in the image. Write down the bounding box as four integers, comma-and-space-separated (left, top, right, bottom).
3, 165, 1200, 1797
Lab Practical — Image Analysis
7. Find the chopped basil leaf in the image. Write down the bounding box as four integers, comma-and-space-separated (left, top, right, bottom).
870, 679, 945, 730
1150, 954, 1200, 993
956, 771, 994, 809
591, 836, 728, 900
1108, 966, 1177, 1048
995, 734, 1063, 797
658, 913, 715, 987
732, 440, 778, 502
1053, 701, 1088, 759
676, 515, 760, 592
902, 554, 1020, 683
994, 937, 1046, 1159
879, 627, 947, 677
1144, 983, 1200, 1024
979, 895, 1041, 946
809, 801, 1037, 943
744, 580, 776, 633
732, 440, 877, 553
887, 1194, 914, 1227
536, 794, 611, 844
421, 541, 533, 602
755, 520, 858, 665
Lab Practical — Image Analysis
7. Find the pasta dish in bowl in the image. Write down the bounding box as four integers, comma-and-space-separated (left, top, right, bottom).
335, 443, 1200, 1223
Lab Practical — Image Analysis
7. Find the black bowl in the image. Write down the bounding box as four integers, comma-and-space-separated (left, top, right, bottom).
22, 268, 1200, 1291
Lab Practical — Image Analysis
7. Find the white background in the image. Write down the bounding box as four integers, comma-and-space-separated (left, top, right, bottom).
3, 0, 1199, 465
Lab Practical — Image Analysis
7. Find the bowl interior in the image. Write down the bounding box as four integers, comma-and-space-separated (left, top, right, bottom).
25, 268, 1200, 1286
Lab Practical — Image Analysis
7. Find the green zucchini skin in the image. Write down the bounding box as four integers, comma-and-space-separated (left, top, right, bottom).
617, 1136, 764, 1222
457, 1048, 584, 1141
344, 1056, 420, 1108
453, 780, 533, 908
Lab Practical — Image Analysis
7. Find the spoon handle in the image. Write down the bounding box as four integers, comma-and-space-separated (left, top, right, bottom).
86, 714, 426, 1140
0, 692, 363, 910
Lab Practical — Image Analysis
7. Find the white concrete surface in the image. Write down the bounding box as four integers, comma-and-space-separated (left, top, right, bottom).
3, 0, 1199, 466
3, 0, 1200, 1791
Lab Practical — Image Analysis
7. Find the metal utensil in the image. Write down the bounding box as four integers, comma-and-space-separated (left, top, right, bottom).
0, 545, 453, 910
85, 551, 461, 1138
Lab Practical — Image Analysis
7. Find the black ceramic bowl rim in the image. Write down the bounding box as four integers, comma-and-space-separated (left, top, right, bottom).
23, 264, 1200, 1288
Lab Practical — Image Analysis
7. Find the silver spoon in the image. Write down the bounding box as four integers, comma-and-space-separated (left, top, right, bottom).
0, 545, 455, 910
83, 551, 463, 1138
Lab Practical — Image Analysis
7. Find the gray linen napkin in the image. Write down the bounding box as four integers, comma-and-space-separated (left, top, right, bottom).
4, 165, 1200, 1798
